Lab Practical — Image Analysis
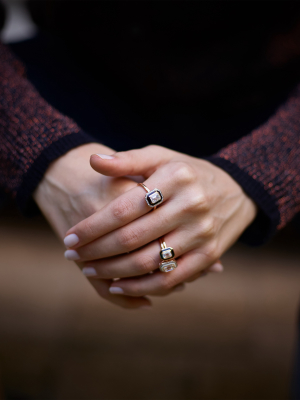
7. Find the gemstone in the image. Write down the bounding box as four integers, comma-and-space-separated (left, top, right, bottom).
149, 191, 161, 204
160, 247, 175, 260
145, 189, 163, 207
159, 260, 178, 273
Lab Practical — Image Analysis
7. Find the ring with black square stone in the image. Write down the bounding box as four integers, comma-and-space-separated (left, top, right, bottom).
160, 246, 175, 261
145, 189, 163, 207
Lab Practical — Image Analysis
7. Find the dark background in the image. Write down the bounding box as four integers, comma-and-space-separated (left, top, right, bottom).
0, 1, 300, 399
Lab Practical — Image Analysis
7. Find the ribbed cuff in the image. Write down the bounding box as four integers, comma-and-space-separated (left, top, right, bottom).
206, 156, 280, 246
16, 130, 96, 216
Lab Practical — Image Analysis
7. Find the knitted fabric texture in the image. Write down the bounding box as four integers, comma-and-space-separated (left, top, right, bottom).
210, 83, 300, 233
0, 42, 92, 211
1, 41, 300, 239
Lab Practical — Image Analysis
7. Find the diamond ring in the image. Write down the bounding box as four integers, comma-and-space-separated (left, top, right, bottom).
159, 237, 177, 273
138, 183, 163, 210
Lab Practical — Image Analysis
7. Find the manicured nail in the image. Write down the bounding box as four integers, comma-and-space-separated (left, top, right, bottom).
208, 263, 224, 273
82, 267, 97, 277
173, 284, 185, 292
96, 154, 114, 159
64, 249, 80, 261
64, 233, 79, 248
109, 287, 124, 294
139, 305, 152, 310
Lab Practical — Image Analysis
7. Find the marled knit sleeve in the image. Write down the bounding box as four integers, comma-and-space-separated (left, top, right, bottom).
0, 42, 94, 213
208, 84, 300, 245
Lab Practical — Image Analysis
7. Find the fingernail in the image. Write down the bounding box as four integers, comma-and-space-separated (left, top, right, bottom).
208, 263, 224, 273
64, 233, 79, 248
96, 154, 114, 159
173, 284, 185, 292
64, 249, 80, 261
109, 287, 124, 294
82, 267, 97, 277
139, 305, 152, 310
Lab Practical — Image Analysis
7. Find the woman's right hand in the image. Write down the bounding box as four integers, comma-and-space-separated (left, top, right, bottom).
62, 144, 256, 299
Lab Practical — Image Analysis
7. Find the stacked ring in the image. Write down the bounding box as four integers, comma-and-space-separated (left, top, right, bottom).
138, 183, 163, 210
159, 238, 178, 273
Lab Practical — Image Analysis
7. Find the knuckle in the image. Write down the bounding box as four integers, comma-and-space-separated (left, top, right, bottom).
117, 228, 140, 250
136, 255, 156, 273
146, 144, 161, 152
199, 218, 216, 238
181, 190, 208, 214
172, 162, 196, 185
193, 190, 211, 212
202, 240, 219, 262
111, 198, 134, 222
196, 192, 210, 212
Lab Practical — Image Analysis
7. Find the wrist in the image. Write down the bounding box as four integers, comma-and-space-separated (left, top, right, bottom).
34, 143, 114, 198
33, 143, 115, 237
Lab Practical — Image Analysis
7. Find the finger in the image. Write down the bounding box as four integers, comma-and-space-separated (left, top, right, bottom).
80, 228, 199, 279
68, 199, 186, 262
108, 250, 218, 297
64, 161, 187, 253
86, 277, 152, 309
207, 262, 224, 273
82, 241, 161, 279
184, 260, 224, 282
110, 282, 186, 297
90, 145, 175, 178
140, 282, 186, 297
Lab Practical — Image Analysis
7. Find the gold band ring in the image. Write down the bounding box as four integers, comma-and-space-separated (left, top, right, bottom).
159, 237, 178, 273
138, 183, 163, 210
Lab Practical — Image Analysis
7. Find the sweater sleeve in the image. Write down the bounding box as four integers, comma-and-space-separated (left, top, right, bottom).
0, 42, 95, 214
208, 84, 300, 245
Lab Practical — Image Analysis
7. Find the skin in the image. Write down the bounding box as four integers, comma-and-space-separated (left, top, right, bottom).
33, 143, 222, 310
33, 143, 151, 309
64, 145, 257, 298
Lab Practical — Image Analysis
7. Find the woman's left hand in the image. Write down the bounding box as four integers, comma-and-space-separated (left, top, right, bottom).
64, 145, 257, 296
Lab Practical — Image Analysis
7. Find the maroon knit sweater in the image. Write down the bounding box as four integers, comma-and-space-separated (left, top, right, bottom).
0, 42, 93, 211
1, 42, 300, 243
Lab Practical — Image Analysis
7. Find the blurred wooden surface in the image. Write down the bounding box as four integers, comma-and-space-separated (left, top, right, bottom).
0, 205, 299, 400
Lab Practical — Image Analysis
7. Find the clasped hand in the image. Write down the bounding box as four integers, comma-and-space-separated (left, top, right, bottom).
63, 145, 257, 308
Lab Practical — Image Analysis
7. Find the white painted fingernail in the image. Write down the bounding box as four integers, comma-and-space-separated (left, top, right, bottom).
173, 284, 185, 292
82, 267, 97, 277
208, 263, 224, 273
64, 249, 80, 261
64, 233, 79, 248
109, 287, 124, 294
96, 154, 114, 159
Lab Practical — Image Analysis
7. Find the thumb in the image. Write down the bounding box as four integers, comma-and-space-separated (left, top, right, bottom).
90, 145, 174, 177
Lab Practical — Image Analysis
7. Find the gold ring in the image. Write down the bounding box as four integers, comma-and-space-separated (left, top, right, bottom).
159, 237, 177, 273
138, 183, 163, 210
